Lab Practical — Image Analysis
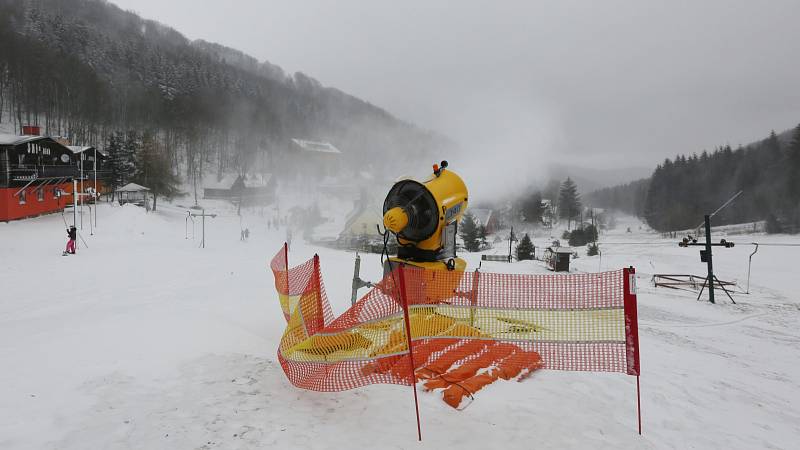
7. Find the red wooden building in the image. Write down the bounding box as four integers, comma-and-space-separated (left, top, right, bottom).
0, 133, 85, 221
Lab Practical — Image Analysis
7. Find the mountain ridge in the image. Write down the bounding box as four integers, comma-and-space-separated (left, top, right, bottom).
0, 0, 449, 179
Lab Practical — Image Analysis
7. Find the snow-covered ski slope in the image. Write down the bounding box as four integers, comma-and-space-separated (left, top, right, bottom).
1, 202, 798, 449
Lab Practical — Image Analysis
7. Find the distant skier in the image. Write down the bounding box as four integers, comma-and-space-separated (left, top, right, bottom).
63, 226, 77, 255
244, 228, 250, 240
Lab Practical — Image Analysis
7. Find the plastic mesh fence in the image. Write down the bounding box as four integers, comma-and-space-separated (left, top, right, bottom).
270, 245, 640, 407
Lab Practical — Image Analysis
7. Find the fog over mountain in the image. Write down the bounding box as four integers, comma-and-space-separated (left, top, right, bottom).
4, 0, 800, 202
0, 0, 450, 187
111, 0, 800, 197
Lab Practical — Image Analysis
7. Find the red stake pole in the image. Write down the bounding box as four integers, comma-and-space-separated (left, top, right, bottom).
284, 242, 290, 296
397, 265, 422, 441
636, 375, 642, 435
313, 254, 324, 333
623, 266, 642, 436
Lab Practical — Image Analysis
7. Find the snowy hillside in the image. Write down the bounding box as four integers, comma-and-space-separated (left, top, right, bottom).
1, 203, 799, 449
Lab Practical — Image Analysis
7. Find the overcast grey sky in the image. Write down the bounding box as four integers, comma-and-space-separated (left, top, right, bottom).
113, 0, 800, 178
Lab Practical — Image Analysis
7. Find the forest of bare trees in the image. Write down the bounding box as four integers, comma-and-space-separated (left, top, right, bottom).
0, 0, 450, 188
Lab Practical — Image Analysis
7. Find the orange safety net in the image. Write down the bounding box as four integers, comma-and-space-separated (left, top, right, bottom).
270, 245, 640, 409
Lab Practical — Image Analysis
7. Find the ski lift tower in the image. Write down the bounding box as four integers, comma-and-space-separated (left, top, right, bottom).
189, 209, 217, 248
677, 191, 742, 304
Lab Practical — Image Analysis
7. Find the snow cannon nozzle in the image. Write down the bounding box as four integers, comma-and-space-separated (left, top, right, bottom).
383, 206, 410, 235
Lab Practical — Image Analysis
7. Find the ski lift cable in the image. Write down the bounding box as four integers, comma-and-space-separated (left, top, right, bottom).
593, 241, 800, 247
594, 242, 675, 245
692, 190, 743, 231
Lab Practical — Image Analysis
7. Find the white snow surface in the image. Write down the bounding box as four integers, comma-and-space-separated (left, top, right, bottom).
1, 203, 799, 449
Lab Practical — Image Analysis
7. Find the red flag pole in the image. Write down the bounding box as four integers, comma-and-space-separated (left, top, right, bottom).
397, 264, 422, 441
623, 266, 642, 435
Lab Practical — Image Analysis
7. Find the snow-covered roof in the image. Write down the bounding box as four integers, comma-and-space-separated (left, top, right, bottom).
67, 145, 108, 157
204, 173, 272, 189
244, 173, 273, 187
290, 138, 341, 154
470, 208, 493, 226
115, 182, 150, 192
0, 133, 52, 146
204, 174, 239, 189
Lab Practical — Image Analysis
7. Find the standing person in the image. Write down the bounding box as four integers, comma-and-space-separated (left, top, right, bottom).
244, 228, 250, 240
63, 226, 77, 255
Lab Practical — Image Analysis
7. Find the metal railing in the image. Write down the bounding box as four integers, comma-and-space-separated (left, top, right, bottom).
1, 164, 78, 179
1, 164, 112, 185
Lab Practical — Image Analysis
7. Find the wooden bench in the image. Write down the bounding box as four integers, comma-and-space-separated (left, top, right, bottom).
481, 254, 511, 262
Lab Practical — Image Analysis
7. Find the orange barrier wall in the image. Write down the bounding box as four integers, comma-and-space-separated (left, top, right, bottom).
270, 245, 640, 409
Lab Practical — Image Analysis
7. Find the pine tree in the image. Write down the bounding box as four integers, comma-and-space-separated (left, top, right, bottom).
786, 125, 800, 198
766, 130, 781, 161
567, 228, 584, 247
558, 177, 582, 229
786, 124, 800, 228
122, 131, 139, 180
516, 233, 534, 260
765, 213, 782, 234
105, 131, 137, 200
459, 213, 480, 252
134, 132, 182, 211
105, 132, 124, 199
518, 191, 544, 224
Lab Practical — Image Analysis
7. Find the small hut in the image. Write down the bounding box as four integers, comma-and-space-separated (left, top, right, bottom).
544, 246, 573, 272
203, 174, 274, 204
115, 182, 150, 206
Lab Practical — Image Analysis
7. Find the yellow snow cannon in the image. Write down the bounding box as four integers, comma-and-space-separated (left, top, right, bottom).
382, 160, 468, 273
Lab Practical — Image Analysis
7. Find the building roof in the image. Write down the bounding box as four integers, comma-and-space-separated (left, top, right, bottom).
115, 182, 150, 192
470, 208, 493, 227
204, 173, 273, 190
546, 246, 574, 253
67, 145, 108, 157
290, 138, 341, 154
204, 174, 238, 190
0, 133, 55, 146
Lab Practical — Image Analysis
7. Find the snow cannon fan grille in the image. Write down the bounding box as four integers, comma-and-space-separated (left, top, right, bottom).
383, 180, 438, 242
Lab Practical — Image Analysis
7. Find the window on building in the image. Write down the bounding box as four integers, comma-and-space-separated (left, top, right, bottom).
37, 188, 44, 202
19, 190, 26, 205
